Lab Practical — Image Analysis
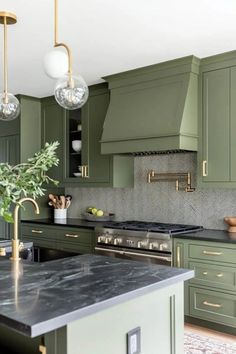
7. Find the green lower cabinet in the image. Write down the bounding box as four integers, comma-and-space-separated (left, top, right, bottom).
21, 223, 95, 254
189, 286, 236, 328
173, 238, 236, 332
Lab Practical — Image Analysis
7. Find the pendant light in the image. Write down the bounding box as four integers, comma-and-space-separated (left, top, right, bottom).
0, 12, 20, 121
44, 0, 89, 110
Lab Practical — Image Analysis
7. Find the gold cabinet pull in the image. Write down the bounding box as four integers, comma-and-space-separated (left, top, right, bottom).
203, 271, 208, 275
39, 345, 47, 354
202, 160, 208, 177
81, 165, 85, 178
216, 273, 223, 278
203, 250, 222, 256
203, 300, 222, 308
65, 234, 79, 238
176, 245, 181, 268
84, 165, 89, 178
31, 229, 43, 234
0, 247, 6, 256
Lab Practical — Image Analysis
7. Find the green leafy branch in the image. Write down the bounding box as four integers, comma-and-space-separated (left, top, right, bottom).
0, 141, 59, 223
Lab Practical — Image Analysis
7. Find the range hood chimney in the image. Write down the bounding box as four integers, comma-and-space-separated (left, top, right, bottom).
101, 56, 200, 155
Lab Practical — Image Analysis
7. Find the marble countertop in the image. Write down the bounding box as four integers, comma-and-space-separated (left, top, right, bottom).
0, 254, 193, 338
173, 229, 236, 243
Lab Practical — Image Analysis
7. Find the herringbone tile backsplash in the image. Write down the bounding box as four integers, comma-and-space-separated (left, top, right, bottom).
66, 153, 236, 230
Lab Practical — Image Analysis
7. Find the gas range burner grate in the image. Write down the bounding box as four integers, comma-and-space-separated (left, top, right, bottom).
103, 221, 203, 234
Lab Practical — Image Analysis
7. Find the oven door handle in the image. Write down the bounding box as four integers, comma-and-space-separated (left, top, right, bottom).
94, 247, 171, 262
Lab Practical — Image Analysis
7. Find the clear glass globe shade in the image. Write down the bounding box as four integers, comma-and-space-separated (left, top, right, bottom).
54, 74, 89, 110
43, 49, 68, 79
0, 93, 20, 121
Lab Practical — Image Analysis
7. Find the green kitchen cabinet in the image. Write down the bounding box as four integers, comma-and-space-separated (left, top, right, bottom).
63, 83, 134, 187
198, 51, 236, 187
21, 223, 95, 254
173, 237, 236, 334
41, 96, 64, 183
42, 84, 134, 187
0, 135, 19, 239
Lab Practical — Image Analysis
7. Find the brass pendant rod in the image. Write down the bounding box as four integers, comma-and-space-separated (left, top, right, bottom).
54, 0, 73, 77
3, 15, 8, 102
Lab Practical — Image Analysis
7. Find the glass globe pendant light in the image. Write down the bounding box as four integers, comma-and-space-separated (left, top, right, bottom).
44, 0, 88, 110
0, 12, 20, 121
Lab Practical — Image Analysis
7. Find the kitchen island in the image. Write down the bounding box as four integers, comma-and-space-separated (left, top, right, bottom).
0, 254, 193, 354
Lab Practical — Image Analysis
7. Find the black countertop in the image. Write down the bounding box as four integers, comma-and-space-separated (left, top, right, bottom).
22, 219, 236, 243
172, 229, 236, 244
21, 218, 102, 229
0, 255, 193, 338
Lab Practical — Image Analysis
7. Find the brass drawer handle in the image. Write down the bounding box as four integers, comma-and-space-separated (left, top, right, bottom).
202, 160, 208, 177
216, 273, 223, 278
0, 247, 6, 256
203, 300, 222, 308
31, 229, 43, 234
65, 234, 79, 238
203, 251, 222, 256
203, 271, 208, 275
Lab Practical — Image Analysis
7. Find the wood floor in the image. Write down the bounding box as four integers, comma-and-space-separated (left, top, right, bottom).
185, 323, 236, 344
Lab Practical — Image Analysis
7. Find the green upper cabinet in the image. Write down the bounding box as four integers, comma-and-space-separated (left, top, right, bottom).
41, 96, 64, 183
199, 51, 236, 187
42, 83, 134, 188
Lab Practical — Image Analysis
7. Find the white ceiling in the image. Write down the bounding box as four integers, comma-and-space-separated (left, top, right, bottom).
0, 0, 236, 97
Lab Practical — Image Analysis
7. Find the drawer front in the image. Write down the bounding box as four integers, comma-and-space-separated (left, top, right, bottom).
21, 225, 54, 239
189, 261, 236, 291
189, 286, 236, 327
189, 244, 235, 264
22, 235, 56, 249
57, 241, 92, 254
56, 229, 93, 245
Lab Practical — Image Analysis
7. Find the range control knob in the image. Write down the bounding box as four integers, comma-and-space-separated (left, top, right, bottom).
138, 241, 147, 248
149, 242, 159, 250
160, 243, 169, 251
114, 238, 122, 245
97, 236, 104, 243
105, 237, 112, 244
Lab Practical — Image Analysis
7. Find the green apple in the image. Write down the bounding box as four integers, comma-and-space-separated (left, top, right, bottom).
96, 209, 104, 217
91, 208, 98, 215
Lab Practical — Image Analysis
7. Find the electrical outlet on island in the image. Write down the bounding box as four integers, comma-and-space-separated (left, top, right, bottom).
127, 327, 141, 354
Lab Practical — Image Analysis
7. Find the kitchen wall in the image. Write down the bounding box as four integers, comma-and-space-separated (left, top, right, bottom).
66, 153, 236, 230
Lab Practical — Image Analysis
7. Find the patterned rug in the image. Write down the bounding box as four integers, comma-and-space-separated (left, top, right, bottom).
184, 331, 236, 354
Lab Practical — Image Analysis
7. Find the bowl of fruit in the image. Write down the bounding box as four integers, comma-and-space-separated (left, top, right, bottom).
83, 207, 115, 222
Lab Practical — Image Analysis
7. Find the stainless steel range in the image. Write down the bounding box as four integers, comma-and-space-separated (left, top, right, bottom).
95, 221, 203, 266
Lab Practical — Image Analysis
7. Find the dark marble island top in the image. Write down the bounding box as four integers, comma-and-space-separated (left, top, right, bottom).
0, 254, 193, 338
173, 229, 236, 244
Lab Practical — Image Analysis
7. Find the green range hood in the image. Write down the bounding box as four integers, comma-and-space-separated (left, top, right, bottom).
101, 55, 200, 155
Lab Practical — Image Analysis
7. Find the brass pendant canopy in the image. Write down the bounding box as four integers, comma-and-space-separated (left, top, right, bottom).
0, 12, 17, 25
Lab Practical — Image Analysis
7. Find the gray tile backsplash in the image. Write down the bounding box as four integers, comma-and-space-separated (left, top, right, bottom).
66, 153, 236, 230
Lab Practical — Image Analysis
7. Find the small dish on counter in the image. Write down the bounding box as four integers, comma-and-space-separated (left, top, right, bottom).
73, 172, 82, 177
83, 212, 115, 222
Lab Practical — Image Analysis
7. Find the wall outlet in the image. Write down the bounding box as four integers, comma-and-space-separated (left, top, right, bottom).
127, 327, 141, 354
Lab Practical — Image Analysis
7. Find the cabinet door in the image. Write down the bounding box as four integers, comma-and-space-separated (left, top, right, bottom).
202, 68, 230, 182
230, 66, 236, 180
0, 135, 19, 239
84, 90, 111, 183
41, 97, 64, 182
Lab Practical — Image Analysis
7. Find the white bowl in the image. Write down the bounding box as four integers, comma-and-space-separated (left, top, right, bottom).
72, 140, 82, 152
73, 172, 82, 177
